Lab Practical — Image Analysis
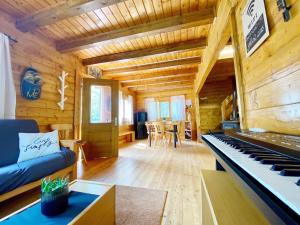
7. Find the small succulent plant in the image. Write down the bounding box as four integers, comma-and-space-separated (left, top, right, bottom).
41, 177, 69, 195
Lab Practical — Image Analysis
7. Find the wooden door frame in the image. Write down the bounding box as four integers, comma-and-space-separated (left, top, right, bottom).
81, 78, 119, 158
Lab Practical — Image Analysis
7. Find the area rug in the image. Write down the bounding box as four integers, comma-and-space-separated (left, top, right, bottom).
116, 185, 167, 225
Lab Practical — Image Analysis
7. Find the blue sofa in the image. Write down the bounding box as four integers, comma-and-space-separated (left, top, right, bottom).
0, 120, 76, 201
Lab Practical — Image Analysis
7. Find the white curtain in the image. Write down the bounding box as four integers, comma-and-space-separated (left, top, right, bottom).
145, 98, 158, 121
126, 95, 133, 124
171, 95, 186, 121
0, 33, 16, 119
119, 91, 124, 125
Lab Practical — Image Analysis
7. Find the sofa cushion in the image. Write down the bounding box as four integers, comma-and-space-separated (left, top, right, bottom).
0, 147, 75, 195
18, 130, 61, 163
0, 164, 23, 195
0, 120, 39, 167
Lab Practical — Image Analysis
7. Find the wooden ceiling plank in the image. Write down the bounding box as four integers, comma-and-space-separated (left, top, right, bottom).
56, 9, 214, 52
103, 56, 201, 75
16, 0, 126, 32
82, 38, 206, 65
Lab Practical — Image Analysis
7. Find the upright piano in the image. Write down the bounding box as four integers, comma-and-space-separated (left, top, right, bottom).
202, 131, 300, 225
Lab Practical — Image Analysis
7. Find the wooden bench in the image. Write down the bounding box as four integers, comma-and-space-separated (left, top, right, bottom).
119, 131, 135, 144
201, 170, 270, 225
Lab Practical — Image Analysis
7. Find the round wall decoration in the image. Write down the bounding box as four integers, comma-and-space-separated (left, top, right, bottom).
20, 67, 42, 100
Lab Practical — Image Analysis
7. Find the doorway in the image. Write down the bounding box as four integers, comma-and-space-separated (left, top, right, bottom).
81, 78, 119, 159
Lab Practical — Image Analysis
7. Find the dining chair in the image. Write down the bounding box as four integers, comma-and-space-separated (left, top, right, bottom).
153, 122, 167, 147
145, 122, 154, 147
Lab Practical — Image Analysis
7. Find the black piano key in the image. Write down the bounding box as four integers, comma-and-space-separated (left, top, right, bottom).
241, 150, 270, 154
280, 169, 300, 176
249, 153, 281, 158
271, 164, 300, 171
254, 156, 289, 161
261, 159, 300, 165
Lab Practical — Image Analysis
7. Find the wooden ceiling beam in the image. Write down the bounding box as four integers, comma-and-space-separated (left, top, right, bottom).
122, 75, 196, 87
103, 57, 201, 76
131, 84, 194, 93
194, 0, 237, 94
117, 72, 197, 83
82, 38, 206, 65
129, 80, 194, 90
106, 67, 197, 79
16, 0, 125, 32
57, 9, 215, 52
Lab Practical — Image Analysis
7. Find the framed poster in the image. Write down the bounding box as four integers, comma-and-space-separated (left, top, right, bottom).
242, 0, 269, 57
20, 67, 42, 100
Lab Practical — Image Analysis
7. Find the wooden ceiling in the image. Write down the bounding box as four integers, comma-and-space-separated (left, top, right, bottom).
0, 0, 234, 93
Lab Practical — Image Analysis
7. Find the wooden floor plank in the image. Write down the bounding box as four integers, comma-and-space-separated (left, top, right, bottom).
0, 140, 215, 225
79, 140, 215, 225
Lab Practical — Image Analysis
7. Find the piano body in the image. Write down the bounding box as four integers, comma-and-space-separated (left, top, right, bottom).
202, 130, 300, 225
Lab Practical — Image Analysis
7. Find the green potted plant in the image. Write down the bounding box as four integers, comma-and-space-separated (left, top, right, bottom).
41, 177, 69, 216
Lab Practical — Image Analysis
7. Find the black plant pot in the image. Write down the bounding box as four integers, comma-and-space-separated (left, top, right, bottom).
41, 187, 69, 216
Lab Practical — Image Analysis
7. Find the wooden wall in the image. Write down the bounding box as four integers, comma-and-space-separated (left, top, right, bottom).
0, 11, 84, 132
199, 78, 233, 134
234, 0, 300, 135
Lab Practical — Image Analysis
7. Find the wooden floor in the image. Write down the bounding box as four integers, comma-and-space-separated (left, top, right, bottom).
0, 140, 215, 225
79, 140, 215, 225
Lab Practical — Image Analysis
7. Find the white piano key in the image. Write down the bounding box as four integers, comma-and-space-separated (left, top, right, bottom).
203, 135, 300, 216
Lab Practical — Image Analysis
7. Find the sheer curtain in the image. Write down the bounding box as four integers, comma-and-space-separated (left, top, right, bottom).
171, 95, 186, 121
0, 33, 16, 119
119, 92, 133, 125
126, 95, 133, 124
119, 91, 124, 125
145, 98, 158, 121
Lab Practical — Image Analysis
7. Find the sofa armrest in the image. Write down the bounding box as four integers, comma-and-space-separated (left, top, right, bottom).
59, 139, 78, 181
60, 139, 79, 157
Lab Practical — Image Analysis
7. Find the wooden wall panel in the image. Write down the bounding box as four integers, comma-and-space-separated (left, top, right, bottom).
234, 0, 300, 135
0, 11, 84, 132
199, 79, 233, 134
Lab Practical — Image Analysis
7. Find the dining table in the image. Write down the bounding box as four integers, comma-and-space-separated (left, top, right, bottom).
148, 123, 178, 148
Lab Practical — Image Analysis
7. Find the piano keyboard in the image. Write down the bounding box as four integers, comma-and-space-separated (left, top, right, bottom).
202, 134, 300, 217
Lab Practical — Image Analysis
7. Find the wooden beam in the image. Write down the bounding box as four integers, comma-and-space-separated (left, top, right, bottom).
119, 73, 196, 83
230, 11, 247, 129
82, 38, 207, 65
132, 84, 194, 93
16, 0, 125, 32
194, 0, 237, 94
57, 9, 215, 52
103, 57, 201, 76
108, 67, 197, 80
122, 75, 195, 87
129, 80, 193, 90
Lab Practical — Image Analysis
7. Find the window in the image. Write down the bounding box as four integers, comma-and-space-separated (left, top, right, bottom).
145, 98, 158, 121
159, 102, 170, 119
171, 95, 186, 121
90, 85, 111, 123
119, 92, 134, 125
